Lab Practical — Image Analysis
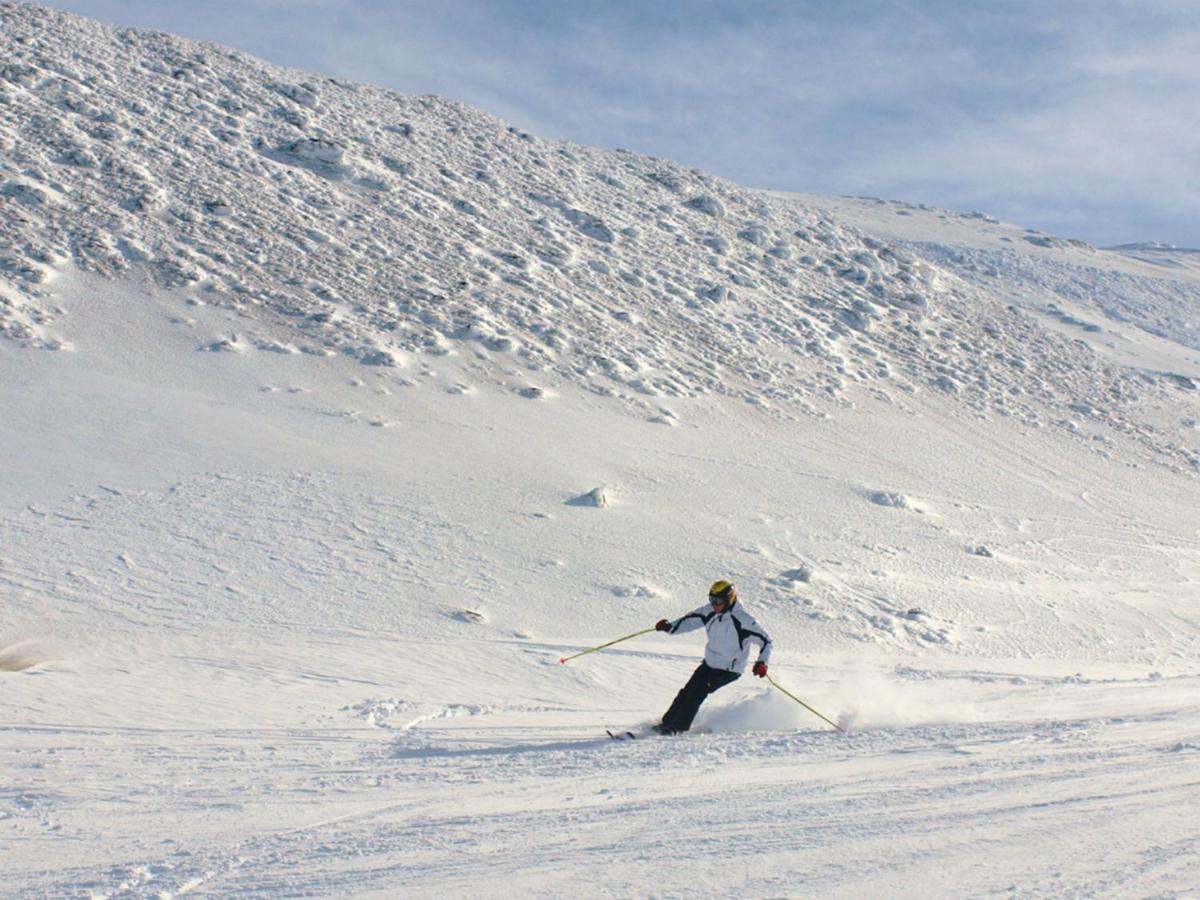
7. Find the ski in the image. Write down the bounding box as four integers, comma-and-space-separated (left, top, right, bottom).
606, 729, 637, 740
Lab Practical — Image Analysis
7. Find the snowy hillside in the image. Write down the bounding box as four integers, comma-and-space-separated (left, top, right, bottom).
3, 4, 1200, 897
781, 192, 1200, 359
4, 4, 1200, 472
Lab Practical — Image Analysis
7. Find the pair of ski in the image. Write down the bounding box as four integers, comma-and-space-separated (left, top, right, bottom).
606, 729, 639, 740
606, 725, 683, 740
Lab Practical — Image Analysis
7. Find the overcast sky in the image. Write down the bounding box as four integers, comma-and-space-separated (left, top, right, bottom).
45, 1, 1200, 248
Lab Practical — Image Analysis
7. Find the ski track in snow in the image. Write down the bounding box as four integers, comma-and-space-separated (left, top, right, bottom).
6, 693, 1200, 898
2, 4, 1200, 898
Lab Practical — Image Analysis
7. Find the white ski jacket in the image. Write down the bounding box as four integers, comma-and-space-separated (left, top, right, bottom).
667, 600, 772, 674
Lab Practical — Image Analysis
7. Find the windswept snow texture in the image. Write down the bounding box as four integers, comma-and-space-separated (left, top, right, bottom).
3, 5, 1200, 899
777, 193, 1200, 405
4, 5, 1200, 474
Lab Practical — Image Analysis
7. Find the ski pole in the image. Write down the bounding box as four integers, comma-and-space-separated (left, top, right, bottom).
767, 674, 846, 733
559, 627, 657, 665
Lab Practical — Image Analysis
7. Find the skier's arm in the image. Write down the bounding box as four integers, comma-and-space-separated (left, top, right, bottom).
734, 608, 773, 663
665, 606, 713, 635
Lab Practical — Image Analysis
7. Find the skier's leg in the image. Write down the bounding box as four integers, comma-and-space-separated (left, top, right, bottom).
682, 667, 740, 729
659, 664, 712, 733
704, 668, 741, 696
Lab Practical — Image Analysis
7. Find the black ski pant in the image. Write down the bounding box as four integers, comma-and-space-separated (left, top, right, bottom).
660, 662, 740, 734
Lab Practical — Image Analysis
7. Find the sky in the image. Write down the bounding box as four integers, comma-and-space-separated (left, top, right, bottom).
43, 1, 1200, 248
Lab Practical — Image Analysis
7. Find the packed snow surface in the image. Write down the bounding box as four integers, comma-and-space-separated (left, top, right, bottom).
3, 5, 1200, 897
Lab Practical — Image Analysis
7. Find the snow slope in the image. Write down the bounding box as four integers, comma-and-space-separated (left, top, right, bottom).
778, 192, 1200, 389
3, 5, 1200, 897
5, 4, 1200, 472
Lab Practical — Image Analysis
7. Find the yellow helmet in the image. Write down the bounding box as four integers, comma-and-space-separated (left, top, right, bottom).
709, 580, 736, 604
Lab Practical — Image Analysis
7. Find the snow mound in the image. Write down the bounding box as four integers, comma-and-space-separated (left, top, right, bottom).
771, 565, 813, 585
567, 486, 609, 508
869, 490, 911, 509
0, 639, 51, 672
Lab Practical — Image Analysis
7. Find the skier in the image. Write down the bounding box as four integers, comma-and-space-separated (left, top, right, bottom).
652, 580, 772, 734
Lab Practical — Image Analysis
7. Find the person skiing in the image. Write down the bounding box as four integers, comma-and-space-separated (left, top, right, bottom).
652, 579, 772, 734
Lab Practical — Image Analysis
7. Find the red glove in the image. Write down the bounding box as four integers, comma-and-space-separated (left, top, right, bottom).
753, 661, 768, 678
655, 619, 671, 632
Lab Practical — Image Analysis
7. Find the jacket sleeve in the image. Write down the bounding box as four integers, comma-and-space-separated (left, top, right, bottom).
733, 607, 773, 663
669, 606, 713, 634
